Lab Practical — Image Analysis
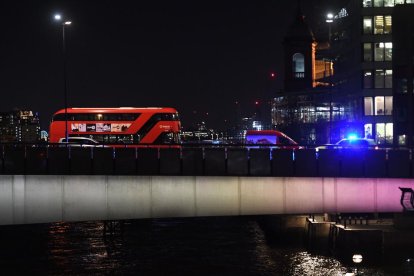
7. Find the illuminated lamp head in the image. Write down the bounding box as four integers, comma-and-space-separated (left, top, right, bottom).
352, 254, 363, 264
347, 134, 358, 141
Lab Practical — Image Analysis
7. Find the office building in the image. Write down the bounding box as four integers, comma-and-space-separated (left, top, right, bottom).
0, 110, 41, 143
272, 0, 414, 146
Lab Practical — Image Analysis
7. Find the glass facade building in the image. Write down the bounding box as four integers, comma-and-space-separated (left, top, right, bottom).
272, 0, 414, 146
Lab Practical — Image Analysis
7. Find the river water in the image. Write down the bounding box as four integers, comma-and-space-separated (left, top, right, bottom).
0, 216, 412, 275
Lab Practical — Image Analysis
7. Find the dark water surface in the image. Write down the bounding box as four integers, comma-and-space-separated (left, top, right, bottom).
0, 217, 412, 275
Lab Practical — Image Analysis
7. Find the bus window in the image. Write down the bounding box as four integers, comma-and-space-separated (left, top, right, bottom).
245, 130, 298, 146
246, 134, 276, 144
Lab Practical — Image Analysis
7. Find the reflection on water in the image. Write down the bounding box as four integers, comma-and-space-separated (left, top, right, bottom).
0, 217, 412, 275
282, 251, 347, 276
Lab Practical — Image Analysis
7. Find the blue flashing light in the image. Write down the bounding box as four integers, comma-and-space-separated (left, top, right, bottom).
347, 134, 358, 141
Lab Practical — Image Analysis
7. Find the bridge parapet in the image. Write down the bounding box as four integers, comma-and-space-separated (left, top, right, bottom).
0, 175, 413, 225
0, 145, 413, 178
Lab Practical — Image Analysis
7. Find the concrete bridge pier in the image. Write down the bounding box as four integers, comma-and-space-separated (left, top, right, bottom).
305, 216, 333, 252
257, 212, 414, 265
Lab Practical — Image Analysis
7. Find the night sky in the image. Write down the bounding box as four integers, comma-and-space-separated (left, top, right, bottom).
0, 0, 333, 130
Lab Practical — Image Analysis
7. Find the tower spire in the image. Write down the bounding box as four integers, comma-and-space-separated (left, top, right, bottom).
297, 0, 303, 17
296, 0, 305, 22
285, 0, 314, 42
283, 0, 317, 91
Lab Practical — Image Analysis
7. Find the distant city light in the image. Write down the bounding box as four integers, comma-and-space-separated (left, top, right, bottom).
270, 72, 276, 78
335, 8, 348, 19
255, 101, 259, 105
252, 121, 263, 131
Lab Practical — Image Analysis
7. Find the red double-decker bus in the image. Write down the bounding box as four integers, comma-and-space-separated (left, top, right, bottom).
49, 107, 181, 144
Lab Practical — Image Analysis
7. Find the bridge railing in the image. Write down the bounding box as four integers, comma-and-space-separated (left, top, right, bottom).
0, 144, 413, 178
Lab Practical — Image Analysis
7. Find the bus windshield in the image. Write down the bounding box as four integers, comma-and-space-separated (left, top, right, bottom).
245, 130, 297, 145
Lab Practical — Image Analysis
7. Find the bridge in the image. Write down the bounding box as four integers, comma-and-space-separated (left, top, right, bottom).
1, 145, 414, 225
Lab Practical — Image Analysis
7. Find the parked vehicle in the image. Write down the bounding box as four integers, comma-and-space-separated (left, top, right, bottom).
57, 137, 105, 147
245, 130, 301, 149
316, 137, 378, 150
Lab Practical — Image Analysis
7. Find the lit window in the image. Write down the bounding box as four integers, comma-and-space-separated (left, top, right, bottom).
373, 96, 393, 115
374, 0, 384, 6
395, 0, 404, 4
375, 123, 393, 144
363, 17, 373, 34
385, 123, 393, 144
292, 53, 305, 78
398, 134, 407, 146
375, 70, 385, 88
376, 123, 385, 144
374, 16, 384, 34
363, 0, 372, 7
374, 43, 384, 61
364, 124, 373, 139
375, 96, 385, 115
372, 69, 392, 88
384, 0, 394, 6
363, 43, 372, 61
384, 16, 392, 34
364, 97, 374, 115
384, 42, 392, 61
385, 96, 393, 115
363, 70, 373, 88
385, 70, 393, 88
372, 15, 392, 34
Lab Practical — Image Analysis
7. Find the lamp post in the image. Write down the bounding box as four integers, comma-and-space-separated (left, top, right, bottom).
326, 12, 334, 143
326, 13, 334, 42
54, 14, 72, 142
352, 254, 363, 275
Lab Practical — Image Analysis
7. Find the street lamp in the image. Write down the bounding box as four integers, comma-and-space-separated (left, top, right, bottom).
54, 14, 72, 142
352, 254, 363, 264
326, 13, 334, 22
352, 254, 363, 275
